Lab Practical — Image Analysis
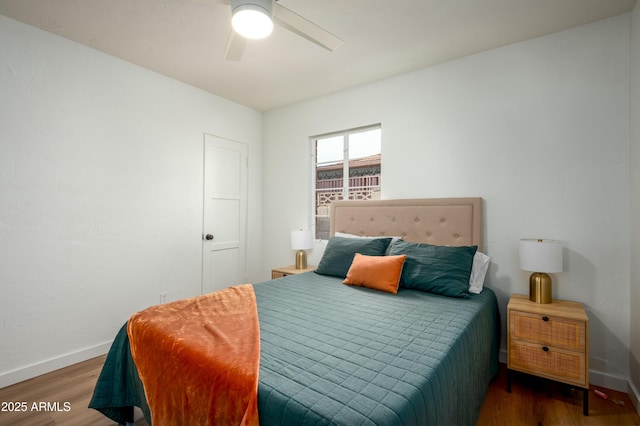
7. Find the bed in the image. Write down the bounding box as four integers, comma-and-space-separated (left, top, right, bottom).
90, 197, 499, 425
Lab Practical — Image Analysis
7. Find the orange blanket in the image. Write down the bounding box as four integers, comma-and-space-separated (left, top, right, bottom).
127, 284, 260, 426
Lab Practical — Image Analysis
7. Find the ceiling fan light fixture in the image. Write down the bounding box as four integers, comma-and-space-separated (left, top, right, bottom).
231, 1, 274, 40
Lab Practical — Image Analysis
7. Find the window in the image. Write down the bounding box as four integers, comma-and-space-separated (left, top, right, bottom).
312, 125, 382, 240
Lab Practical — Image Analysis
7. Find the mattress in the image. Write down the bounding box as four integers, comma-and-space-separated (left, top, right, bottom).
254, 272, 499, 426
90, 271, 499, 425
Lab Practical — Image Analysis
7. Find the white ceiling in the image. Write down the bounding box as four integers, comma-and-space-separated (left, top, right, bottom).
0, 0, 635, 111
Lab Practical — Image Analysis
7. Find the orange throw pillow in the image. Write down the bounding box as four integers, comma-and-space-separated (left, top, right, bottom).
343, 253, 407, 294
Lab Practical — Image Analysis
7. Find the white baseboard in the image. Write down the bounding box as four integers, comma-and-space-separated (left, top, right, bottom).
589, 369, 629, 392
0, 341, 111, 389
629, 378, 640, 415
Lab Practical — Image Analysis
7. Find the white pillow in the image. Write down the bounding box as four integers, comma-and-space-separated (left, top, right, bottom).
469, 251, 491, 294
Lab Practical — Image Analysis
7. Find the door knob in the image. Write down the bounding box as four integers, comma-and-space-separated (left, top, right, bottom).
205, 234, 214, 240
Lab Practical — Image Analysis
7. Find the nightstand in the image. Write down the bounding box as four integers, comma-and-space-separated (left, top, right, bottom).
271, 265, 316, 279
507, 294, 589, 415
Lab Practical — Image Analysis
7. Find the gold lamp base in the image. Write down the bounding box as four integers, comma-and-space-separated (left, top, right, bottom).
295, 250, 307, 269
529, 272, 552, 304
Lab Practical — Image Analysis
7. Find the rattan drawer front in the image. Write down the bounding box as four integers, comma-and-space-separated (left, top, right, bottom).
511, 311, 585, 351
509, 341, 587, 387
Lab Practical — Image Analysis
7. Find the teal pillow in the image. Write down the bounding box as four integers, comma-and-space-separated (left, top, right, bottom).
389, 241, 477, 297
315, 237, 392, 278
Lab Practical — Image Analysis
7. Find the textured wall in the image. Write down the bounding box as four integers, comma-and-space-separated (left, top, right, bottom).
263, 15, 631, 388
629, 0, 640, 411
0, 16, 263, 386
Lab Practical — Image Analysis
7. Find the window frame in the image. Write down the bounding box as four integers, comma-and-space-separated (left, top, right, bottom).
310, 124, 382, 240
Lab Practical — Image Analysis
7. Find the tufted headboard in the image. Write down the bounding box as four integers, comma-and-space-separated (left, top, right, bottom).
329, 198, 483, 252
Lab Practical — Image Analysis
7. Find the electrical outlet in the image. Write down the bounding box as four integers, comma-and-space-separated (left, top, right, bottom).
159, 291, 168, 304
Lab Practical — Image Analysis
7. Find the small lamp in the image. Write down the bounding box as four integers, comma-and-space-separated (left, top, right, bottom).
291, 230, 313, 269
520, 239, 563, 304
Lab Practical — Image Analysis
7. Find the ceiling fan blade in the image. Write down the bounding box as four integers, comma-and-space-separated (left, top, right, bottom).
273, 2, 343, 52
224, 30, 247, 61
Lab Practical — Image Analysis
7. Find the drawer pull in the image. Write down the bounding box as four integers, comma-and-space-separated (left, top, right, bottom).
542, 316, 549, 322
542, 346, 549, 352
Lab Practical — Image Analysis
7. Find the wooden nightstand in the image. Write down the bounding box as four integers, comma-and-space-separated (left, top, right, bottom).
271, 265, 316, 279
507, 294, 589, 415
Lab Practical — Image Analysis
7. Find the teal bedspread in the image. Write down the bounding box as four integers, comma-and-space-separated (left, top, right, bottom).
254, 273, 499, 426
90, 272, 499, 425
89, 323, 150, 424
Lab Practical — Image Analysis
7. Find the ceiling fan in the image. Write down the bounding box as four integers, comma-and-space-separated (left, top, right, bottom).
216, 0, 343, 61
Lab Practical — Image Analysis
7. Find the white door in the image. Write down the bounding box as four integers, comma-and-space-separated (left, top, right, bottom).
202, 134, 248, 294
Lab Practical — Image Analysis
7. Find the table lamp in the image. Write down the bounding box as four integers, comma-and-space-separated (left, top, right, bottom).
291, 230, 313, 269
519, 239, 563, 304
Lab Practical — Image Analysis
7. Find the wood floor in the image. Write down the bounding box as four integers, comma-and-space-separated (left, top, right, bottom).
0, 356, 638, 425
478, 364, 640, 426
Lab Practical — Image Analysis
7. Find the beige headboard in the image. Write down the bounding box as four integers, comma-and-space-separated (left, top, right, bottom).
329, 198, 483, 252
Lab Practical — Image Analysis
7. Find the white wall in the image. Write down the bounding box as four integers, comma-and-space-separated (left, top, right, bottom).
629, 0, 640, 411
263, 15, 631, 388
0, 16, 263, 387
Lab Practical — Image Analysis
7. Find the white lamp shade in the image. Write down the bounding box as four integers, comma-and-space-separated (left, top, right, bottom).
519, 239, 563, 273
231, 0, 273, 39
291, 230, 313, 250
